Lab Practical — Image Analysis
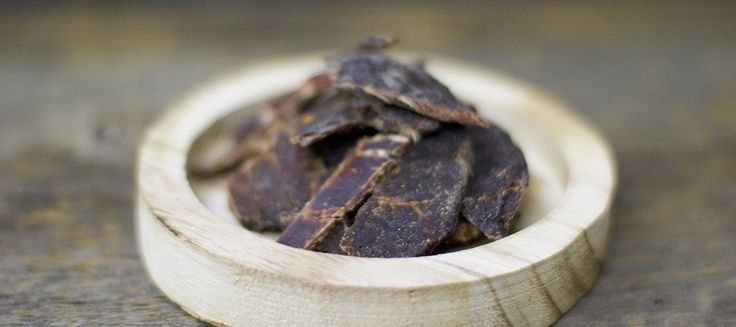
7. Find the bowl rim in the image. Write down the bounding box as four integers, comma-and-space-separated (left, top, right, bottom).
136, 54, 616, 290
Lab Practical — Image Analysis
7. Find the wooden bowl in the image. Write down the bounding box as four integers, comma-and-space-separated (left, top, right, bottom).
136, 56, 616, 327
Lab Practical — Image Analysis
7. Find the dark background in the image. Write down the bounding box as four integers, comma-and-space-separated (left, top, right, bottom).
1, 1, 734, 325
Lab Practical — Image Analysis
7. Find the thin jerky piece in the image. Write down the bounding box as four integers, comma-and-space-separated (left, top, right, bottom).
294, 73, 334, 106
293, 91, 373, 146
189, 74, 331, 176
228, 133, 327, 231
188, 109, 263, 176
364, 105, 440, 141
341, 127, 473, 257
462, 126, 528, 240
277, 134, 410, 249
310, 131, 368, 169
311, 220, 348, 255
197, 104, 290, 176
335, 50, 487, 127
294, 91, 439, 146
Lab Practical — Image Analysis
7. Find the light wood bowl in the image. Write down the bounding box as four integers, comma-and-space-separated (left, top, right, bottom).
136, 55, 616, 327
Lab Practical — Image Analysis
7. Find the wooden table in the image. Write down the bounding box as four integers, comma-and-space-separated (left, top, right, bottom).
1, 2, 734, 326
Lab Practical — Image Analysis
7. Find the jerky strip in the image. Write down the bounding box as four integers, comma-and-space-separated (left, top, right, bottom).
292, 91, 372, 146
461, 126, 529, 240
188, 109, 264, 176
341, 127, 473, 257
277, 134, 410, 249
310, 131, 365, 169
294, 73, 333, 106
335, 51, 487, 127
311, 220, 348, 255
293, 91, 440, 146
228, 133, 327, 231
364, 105, 440, 142
189, 74, 331, 176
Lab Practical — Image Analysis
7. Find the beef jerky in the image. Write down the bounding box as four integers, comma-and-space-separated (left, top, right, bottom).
228, 133, 327, 231
334, 49, 487, 127
292, 91, 373, 146
311, 131, 368, 169
294, 73, 334, 106
340, 127, 473, 257
189, 74, 331, 176
462, 126, 528, 240
311, 220, 348, 255
277, 134, 410, 249
188, 109, 264, 176
293, 91, 440, 146
364, 105, 440, 141
195, 104, 290, 177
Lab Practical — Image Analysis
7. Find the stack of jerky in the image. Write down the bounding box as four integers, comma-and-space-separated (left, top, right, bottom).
190, 36, 529, 258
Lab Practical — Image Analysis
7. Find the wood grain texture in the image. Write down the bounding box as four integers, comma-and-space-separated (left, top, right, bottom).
1, 1, 735, 326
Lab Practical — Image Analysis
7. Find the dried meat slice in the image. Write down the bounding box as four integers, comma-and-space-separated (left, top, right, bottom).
188, 108, 264, 176
311, 220, 348, 255
293, 91, 440, 146
341, 127, 473, 257
461, 126, 528, 240
292, 91, 373, 146
310, 131, 368, 169
277, 134, 410, 249
364, 105, 441, 141
335, 51, 487, 127
228, 133, 327, 231
294, 73, 334, 106
188, 74, 331, 176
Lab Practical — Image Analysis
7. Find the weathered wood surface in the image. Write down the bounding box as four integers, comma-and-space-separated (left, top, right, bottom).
0, 2, 734, 326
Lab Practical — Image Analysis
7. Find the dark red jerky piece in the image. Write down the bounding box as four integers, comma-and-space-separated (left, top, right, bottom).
364, 105, 440, 141
311, 220, 348, 255
228, 133, 327, 231
266, 74, 334, 129
231, 113, 263, 145
189, 75, 331, 176
341, 127, 473, 258
202, 107, 292, 177
294, 91, 439, 146
296, 74, 334, 103
310, 131, 365, 169
277, 134, 410, 249
335, 52, 487, 127
293, 91, 372, 146
188, 109, 264, 177
461, 126, 528, 240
